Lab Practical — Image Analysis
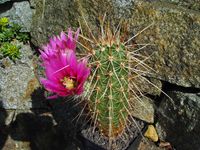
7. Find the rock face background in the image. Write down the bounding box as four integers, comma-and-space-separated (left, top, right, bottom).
0, 0, 200, 150
0, 1, 33, 32
157, 91, 200, 150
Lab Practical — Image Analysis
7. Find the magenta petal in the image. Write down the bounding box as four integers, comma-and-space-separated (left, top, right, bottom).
47, 95, 59, 99
39, 28, 90, 97
77, 63, 85, 81
39, 49, 48, 60
50, 38, 57, 49
40, 78, 66, 92
68, 28, 73, 41
66, 40, 76, 51
77, 59, 90, 82
75, 28, 80, 41
81, 68, 90, 82
76, 88, 83, 95
60, 31, 67, 42
76, 82, 84, 94
65, 51, 77, 77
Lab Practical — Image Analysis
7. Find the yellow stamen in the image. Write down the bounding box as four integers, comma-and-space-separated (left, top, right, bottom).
61, 77, 75, 90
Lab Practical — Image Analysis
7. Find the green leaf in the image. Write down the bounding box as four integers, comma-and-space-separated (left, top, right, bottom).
0, 42, 21, 61
16, 32, 29, 43
0, 17, 9, 27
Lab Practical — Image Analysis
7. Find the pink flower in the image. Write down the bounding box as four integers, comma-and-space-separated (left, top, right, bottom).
39, 28, 80, 61
39, 29, 90, 98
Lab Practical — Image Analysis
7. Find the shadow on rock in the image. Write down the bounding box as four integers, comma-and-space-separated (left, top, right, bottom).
0, 101, 8, 149
9, 112, 70, 150
9, 87, 85, 150
42, 95, 87, 150
157, 91, 200, 150
30, 87, 51, 114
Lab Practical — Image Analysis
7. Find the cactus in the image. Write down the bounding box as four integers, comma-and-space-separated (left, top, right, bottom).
77, 17, 154, 148
88, 42, 129, 138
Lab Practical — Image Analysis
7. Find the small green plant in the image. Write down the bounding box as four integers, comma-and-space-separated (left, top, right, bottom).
16, 32, 30, 43
0, 42, 20, 61
0, 17, 29, 61
0, 17, 29, 43
0, 17, 9, 30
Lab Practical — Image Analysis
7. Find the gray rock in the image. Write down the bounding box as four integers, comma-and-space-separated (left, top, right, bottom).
131, 96, 155, 123
0, 1, 33, 32
157, 91, 200, 150
159, 0, 200, 11
132, 1, 200, 88
137, 139, 163, 150
2, 110, 58, 150
31, 0, 80, 47
0, 42, 41, 110
3, 136, 31, 150
0, 0, 9, 4
31, 0, 200, 88
29, 0, 36, 8
134, 78, 162, 96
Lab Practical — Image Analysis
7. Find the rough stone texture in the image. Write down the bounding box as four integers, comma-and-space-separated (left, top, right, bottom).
133, 1, 200, 88
155, 122, 166, 141
0, 42, 40, 110
131, 96, 155, 123
157, 91, 200, 150
0, 108, 33, 150
135, 78, 162, 96
137, 139, 163, 150
159, 0, 200, 11
0, 0, 10, 4
0, 1, 33, 32
0, 101, 83, 150
2, 136, 31, 150
29, 0, 36, 8
0, 109, 78, 150
31, 0, 80, 47
31, 0, 200, 88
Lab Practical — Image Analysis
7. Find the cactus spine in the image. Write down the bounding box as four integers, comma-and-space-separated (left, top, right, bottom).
89, 42, 129, 138
79, 17, 153, 149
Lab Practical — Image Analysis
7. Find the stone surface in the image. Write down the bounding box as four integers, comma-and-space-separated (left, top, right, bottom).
155, 122, 167, 141
0, 42, 41, 110
0, 99, 82, 150
31, 0, 80, 47
133, 1, 200, 88
134, 77, 162, 96
144, 125, 159, 142
2, 136, 31, 150
31, 0, 200, 88
0, 108, 33, 150
0, 109, 72, 150
137, 139, 163, 150
0, 0, 10, 4
159, 0, 200, 11
157, 91, 200, 150
0, 1, 33, 32
131, 96, 155, 123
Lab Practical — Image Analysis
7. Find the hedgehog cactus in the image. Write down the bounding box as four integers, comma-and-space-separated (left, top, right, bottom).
88, 42, 130, 138
79, 18, 150, 147
39, 15, 154, 149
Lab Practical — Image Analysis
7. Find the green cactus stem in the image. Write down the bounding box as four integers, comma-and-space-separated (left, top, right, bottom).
78, 16, 155, 149
88, 42, 129, 138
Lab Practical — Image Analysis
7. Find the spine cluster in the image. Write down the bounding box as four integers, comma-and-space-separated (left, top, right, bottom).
88, 43, 129, 138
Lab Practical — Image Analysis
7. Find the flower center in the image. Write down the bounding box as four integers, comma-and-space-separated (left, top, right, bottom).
61, 77, 75, 90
